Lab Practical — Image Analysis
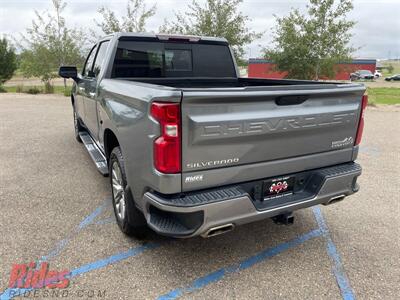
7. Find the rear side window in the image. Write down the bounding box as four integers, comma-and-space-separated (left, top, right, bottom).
112, 42, 163, 77
192, 44, 235, 77
112, 41, 235, 78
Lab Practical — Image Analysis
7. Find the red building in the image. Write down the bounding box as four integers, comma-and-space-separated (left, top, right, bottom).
248, 58, 377, 80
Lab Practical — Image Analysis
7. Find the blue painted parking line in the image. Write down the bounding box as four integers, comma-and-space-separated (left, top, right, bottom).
77, 200, 109, 230
156, 229, 322, 300
0, 199, 110, 300
40, 199, 109, 262
39, 238, 69, 263
312, 207, 355, 300
0, 288, 33, 300
69, 242, 161, 277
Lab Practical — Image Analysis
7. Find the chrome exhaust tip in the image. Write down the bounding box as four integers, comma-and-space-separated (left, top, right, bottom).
202, 224, 235, 238
324, 194, 346, 205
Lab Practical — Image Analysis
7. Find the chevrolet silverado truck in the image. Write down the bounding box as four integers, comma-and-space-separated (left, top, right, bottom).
59, 33, 366, 238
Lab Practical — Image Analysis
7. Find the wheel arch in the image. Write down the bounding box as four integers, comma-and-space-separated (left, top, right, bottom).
104, 128, 120, 160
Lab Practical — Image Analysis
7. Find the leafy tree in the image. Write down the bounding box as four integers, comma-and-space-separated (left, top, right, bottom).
264, 0, 356, 80
160, 0, 262, 63
18, 0, 86, 89
386, 64, 394, 74
0, 37, 17, 86
19, 45, 56, 87
96, 0, 156, 34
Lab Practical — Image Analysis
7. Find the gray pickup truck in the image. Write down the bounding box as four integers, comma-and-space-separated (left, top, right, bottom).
59, 32, 367, 238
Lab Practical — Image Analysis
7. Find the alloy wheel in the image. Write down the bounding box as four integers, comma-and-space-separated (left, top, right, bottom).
112, 161, 126, 220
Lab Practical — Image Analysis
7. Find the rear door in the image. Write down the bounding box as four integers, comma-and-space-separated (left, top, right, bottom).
181, 85, 365, 188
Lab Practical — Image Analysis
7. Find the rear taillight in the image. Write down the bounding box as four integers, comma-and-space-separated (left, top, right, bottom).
151, 102, 181, 173
355, 94, 368, 145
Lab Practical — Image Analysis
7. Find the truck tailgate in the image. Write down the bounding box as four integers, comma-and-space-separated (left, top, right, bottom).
181, 85, 365, 190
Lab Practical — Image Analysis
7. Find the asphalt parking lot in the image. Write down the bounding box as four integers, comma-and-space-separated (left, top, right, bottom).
0, 93, 399, 300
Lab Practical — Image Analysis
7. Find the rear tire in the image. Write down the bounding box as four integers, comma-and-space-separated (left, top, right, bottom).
110, 146, 148, 238
73, 107, 83, 143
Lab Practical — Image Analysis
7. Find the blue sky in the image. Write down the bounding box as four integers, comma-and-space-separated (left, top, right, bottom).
1, 0, 399, 59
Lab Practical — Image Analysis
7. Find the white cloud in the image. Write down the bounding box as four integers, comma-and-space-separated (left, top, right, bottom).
1, 0, 399, 59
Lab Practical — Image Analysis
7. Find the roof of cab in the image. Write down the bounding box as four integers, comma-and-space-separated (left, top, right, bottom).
99, 32, 228, 43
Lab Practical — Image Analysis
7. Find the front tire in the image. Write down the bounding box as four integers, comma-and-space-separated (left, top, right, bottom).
110, 146, 148, 238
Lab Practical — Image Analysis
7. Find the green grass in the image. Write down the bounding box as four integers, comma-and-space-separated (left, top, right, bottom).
2, 85, 72, 97
368, 87, 400, 105
2, 86, 16, 93
381, 60, 400, 77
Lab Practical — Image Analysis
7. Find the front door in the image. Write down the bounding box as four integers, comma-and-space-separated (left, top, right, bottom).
78, 45, 98, 138
83, 41, 110, 142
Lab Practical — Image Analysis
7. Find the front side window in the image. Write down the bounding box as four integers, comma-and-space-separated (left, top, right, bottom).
93, 41, 110, 77
82, 45, 98, 77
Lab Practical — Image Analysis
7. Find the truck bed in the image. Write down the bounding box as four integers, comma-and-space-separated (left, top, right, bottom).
117, 77, 344, 88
